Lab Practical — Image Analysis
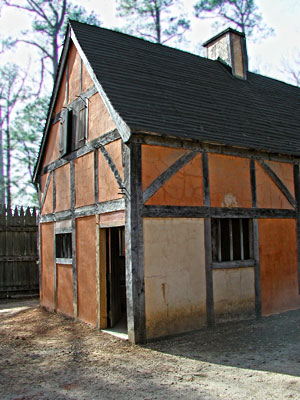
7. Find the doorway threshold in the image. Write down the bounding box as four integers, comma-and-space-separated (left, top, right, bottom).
102, 315, 128, 340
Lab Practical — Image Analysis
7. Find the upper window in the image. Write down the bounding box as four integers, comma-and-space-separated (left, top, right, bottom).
211, 218, 252, 263
59, 97, 87, 157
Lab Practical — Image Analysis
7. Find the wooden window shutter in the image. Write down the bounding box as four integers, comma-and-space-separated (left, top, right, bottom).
59, 108, 71, 157
76, 99, 87, 148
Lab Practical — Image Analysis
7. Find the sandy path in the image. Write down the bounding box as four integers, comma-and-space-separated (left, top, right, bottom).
0, 300, 300, 399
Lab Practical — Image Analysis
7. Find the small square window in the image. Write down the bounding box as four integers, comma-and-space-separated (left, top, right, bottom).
211, 218, 252, 262
56, 233, 72, 259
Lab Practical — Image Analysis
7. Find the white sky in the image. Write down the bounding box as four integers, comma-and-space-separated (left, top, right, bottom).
1, 0, 300, 84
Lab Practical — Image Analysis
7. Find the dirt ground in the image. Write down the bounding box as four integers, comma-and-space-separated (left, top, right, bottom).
0, 299, 300, 400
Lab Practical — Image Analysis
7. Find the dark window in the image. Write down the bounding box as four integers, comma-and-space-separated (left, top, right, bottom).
59, 98, 87, 157
56, 233, 72, 259
211, 218, 252, 262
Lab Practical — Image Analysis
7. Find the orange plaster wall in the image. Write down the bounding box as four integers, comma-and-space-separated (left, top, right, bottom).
256, 162, 293, 209
76, 216, 97, 325
259, 219, 300, 316
75, 152, 94, 208
57, 264, 74, 317
88, 93, 116, 140
146, 153, 203, 206
41, 174, 53, 215
81, 59, 94, 92
142, 145, 188, 191
98, 140, 124, 203
209, 154, 252, 208
55, 164, 71, 212
54, 69, 67, 114
42, 122, 60, 168
68, 44, 81, 104
40, 223, 55, 310
264, 160, 295, 198
98, 210, 125, 227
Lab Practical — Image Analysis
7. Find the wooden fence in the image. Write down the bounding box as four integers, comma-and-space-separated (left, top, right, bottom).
0, 206, 39, 298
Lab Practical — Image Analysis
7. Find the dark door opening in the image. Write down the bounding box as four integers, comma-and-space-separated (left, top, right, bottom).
106, 227, 127, 330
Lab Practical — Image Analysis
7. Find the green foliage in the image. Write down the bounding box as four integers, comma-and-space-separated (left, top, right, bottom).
116, 0, 190, 44
11, 96, 48, 205
194, 0, 273, 38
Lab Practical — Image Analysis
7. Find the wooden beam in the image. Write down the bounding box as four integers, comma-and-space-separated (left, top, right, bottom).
143, 150, 198, 203
39, 199, 126, 223
70, 160, 78, 318
294, 164, 300, 294
94, 149, 99, 204
212, 259, 255, 269
53, 170, 56, 213
40, 171, 52, 212
54, 224, 57, 310
124, 142, 146, 343
99, 145, 124, 190
142, 205, 296, 219
41, 129, 120, 175
250, 159, 261, 319
202, 151, 214, 326
259, 160, 296, 208
132, 133, 300, 164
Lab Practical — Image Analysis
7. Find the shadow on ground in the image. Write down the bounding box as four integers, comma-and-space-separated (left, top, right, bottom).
145, 309, 300, 377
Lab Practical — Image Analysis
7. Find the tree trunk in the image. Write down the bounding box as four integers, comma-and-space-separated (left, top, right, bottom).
6, 112, 11, 208
155, 3, 161, 43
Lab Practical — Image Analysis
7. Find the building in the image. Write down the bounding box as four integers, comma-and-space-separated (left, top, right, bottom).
34, 21, 300, 343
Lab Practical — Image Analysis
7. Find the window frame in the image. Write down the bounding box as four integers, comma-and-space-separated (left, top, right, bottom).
55, 226, 73, 265
211, 218, 255, 269
59, 96, 88, 158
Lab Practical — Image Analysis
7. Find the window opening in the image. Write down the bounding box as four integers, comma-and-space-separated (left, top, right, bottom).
56, 233, 72, 259
212, 218, 252, 262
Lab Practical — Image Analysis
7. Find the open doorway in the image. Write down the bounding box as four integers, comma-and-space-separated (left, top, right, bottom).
106, 227, 127, 336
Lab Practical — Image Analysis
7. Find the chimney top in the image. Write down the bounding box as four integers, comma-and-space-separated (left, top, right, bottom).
203, 27, 248, 80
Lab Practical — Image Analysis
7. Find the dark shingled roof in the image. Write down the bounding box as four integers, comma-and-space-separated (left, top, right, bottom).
70, 21, 300, 156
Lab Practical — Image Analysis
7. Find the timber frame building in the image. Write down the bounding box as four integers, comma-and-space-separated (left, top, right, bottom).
34, 22, 300, 343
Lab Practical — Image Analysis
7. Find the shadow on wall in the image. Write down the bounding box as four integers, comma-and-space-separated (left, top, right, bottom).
145, 308, 300, 378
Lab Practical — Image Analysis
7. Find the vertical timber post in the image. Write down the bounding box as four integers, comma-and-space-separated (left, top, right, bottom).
202, 151, 214, 326
53, 170, 57, 310
293, 164, 300, 293
250, 158, 261, 318
124, 142, 146, 343
70, 160, 78, 318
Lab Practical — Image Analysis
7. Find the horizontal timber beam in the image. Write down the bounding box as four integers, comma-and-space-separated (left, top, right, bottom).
132, 133, 300, 165
39, 199, 125, 223
142, 205, 296, 219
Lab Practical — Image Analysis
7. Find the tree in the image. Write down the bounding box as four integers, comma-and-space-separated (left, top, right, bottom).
194, 0, 273, 39
281, 53, 300, 87
116, 0, 190, 44
0, 64, 28, 207
3, 0, 101, 88
11, 96, 48, 205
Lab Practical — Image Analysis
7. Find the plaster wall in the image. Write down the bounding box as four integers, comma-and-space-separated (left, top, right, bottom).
57, 264, 74, 317
88, 93, 116, 140
81, 59, 94, 92
209, 154, 252, 208
68, 44, 81, 103
146, 153, 204, 206
41, 174, 53, 215
55, 164, 71, 212
40, 223, 55, 310
213, 267, 255, 321
256, 162, 294, 209
76, 216, 97, 325
75, 152, 95, 208
42, 122, 60, 168
143, 218, 206, 339
98, 140, 124, 203
259, 219, 300, 315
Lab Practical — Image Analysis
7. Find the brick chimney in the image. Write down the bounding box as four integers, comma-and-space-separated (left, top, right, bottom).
203, 28, 248, 80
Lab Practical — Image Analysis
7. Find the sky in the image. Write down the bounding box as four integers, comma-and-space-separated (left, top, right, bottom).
1, 0, 300, 84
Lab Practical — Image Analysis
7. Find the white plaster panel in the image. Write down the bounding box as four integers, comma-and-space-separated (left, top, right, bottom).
143, 218, 206, 339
